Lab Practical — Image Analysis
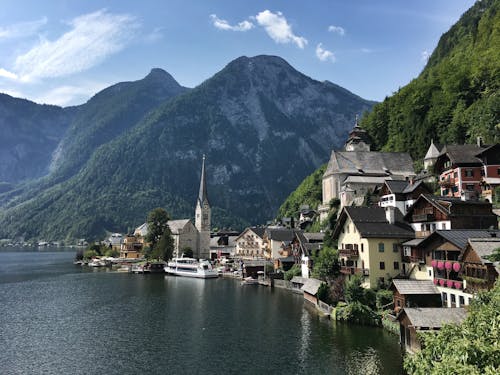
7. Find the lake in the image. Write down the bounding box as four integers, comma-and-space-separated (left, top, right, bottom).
0, 250, 402, 374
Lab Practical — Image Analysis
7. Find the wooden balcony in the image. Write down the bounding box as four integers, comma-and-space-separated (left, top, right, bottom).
340, 266, 369, 276
439, 178, 455, 188
412, 213, 435, 222
403, 255, 425, 264
415, 230, 432, 238
339, 248, 359, 258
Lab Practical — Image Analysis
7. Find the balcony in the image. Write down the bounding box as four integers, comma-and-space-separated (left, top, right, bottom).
439, 178, 455, 188
402, 255, 425, 264
340, 266, 369, 276
339, 248, 359, 258
412, 213, 435, 222
415, 230, 432, 238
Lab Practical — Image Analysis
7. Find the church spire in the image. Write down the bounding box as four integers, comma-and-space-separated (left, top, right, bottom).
198, 154, 209, 206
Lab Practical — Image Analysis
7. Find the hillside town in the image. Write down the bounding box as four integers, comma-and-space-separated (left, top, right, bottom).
78, 118, 500, 357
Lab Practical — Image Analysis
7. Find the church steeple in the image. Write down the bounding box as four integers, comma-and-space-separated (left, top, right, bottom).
197, 154, 209, 206
344, 115, 371, 152
195, 155, 211, 259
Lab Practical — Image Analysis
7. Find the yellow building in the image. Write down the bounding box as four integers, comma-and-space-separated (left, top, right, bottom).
332, 206, 414, 288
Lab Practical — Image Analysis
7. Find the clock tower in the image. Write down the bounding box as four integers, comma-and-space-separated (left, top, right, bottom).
195, 155, 211, 259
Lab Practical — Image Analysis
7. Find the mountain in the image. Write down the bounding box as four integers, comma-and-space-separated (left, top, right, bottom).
0, 55, 374, 241
0, 94, 74, 187
360, 0, 499, 159
0, 68, 189, 207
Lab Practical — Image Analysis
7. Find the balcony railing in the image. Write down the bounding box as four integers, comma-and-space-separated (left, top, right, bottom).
439, 178, 455, 188
339, 248, 359, 258
403, 255, 425, 264
412, 213, 435, 222
340, 266, 369, 276
415, 230, 432, 238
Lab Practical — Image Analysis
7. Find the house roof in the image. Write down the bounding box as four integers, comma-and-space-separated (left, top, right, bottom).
278, 256, 296, 263
324, 150, 414, 177
303, 232, 325, 242
420, 229, 500, 251
235, 226, 266, 241
402, 238, 425, 247
438, 144, 486, 166
333, 206, 414, 239
467, 237, 500, 264
384, 180, 410, 194
265, 228, 297, 241
404, 194, 494, 219
301, 278, 323, 295
290, 276, 308, 285
399, 307, 467, 328
391, 279, 440, 295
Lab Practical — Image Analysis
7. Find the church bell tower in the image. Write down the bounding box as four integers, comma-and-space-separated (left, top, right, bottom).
195, 155, 211, 259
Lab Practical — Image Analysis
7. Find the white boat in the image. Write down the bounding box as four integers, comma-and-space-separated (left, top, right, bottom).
241, 276, 259, 285
164, 257, 218, 279
88, 258, 106, 267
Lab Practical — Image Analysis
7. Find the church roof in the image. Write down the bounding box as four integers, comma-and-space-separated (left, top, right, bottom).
168, 219, 192, 235
424, 140, 442, 160
324, 151, 414, 177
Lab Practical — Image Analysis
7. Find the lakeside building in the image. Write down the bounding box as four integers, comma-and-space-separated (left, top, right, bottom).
119, 234, 143, 259
397, 307, 467, 354
209, 233, 238, 260
319, 119, 415, 219
390, 279, 442, 314
234, 227, 265, 259
332, 206, 414, 288
168, 219, 198, 258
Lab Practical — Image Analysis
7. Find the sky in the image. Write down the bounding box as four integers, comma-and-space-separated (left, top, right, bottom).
0, 0, 476, 107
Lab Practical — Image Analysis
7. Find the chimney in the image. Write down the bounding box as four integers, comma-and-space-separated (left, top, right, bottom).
477, 136, 483, 147
385, 206, 396, 224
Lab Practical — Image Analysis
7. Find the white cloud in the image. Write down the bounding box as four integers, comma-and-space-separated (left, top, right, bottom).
144, 27, 164, 43
13, 10, 138, 82
0, 68, 18, 80
421, 50, 431, 62
316, 43, 335, 63
328, 25, 345, 36
255, 10, 307, 49
210, 14, 254, 31
0, 17, 47, 40
34, 82, 109, 106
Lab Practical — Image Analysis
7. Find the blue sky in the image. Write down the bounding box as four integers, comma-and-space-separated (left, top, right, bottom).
0, 0, 476, 106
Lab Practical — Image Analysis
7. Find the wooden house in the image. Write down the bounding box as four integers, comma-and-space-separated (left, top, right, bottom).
390, 279, 442, 314
460, 237, 500, 293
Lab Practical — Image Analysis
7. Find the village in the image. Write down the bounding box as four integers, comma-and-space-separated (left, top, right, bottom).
76, 119, 500, 357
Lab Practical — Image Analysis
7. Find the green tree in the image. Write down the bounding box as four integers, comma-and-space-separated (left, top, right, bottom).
404, 280, 500, 374
344, 275, 365, 303
149, 228, 174, 261
284, 264, 302, 281
181, 247, 193, 258
312, 247, 339, 281
145, 208, 170, 250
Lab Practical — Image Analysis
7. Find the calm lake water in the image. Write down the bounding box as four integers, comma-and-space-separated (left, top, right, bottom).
0, 250, 402, 375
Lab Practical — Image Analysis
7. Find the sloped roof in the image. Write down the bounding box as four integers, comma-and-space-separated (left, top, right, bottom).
391, 279, 440, 295
324, 151, 414, 177
403, 238, 425, 247
405, 194, 494, 219
301, 278, 323, 295
438, 144, 485, 166
384, 180, 410, 194
344, 176, 393, 184
303, 232, 325, 242
424, 140, 442, 160
421, 229, 500, 251
236, 226, 266, 241
400, 307, 467, 328
134, 223, 148, 236
168, 219, 192, 235
265, 228, 296, 241
290, 276, 308, 285
467, 237, 500, 264
333, 206, 414, 239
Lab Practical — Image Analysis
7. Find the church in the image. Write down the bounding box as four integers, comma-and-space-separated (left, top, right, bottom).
134, 155, 211, 259
319, 119, 415, 220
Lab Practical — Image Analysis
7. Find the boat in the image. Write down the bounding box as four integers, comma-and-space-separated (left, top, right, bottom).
241, 276, 259, 285
88, 258, 106, 267
164, 257, 218, 279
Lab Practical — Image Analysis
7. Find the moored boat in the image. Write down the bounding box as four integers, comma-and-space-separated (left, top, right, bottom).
164, 257, 218, 279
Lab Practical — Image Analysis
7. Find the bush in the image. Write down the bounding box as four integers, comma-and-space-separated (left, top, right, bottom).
334, 301, 381, 326
83, 249, 99, 260
317, 282, 332, 304
284, 264, 302, 281
376, 289, 394, 310
363, 288, 377, 309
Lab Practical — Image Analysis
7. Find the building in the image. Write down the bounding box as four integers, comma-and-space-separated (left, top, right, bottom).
423, 139, 442, 172
434, 142, 496, 199
234, 227, 265, 259
195, 155, 211, 259
397, 307, 467, 354
476, 143, 500, 202
416, 229, 499, 307
262, 227, 297, 260
460, 237, 500, 294
389, 279, 442, 314
210, 233, 238, 260
119, 234, 143, 259
378, 180, 431, 216
332, 206, 414, 288
320, 120, 415, 218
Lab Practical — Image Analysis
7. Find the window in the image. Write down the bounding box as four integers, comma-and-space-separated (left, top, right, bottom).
466, 184, 475, 191
394, 261, 399, 270
480, 169, 485, 176
442, 292, 447, 302
361, 244, 364, 253
379, 261, 385, 270
465, 169, 473, 177
459, 296, 465, 306
397, 300, 401, 307
378, 243, 385, 252
451, 294, 456, 303
392, 243, 399, 252
497, 168, 500, 176
454, 171, 458, 178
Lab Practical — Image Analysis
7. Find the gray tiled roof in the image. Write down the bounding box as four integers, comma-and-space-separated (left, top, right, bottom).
290, 276, 308, 285
403, 238, 425, 247
333, 206, 414, 239
468, 238, 500, 264
401, 307, 467, 328
266, 228, 296, 241
439, 144, 485, 165
391, 279, 440, 295
431, 230, 500, 250
384, 180, 409, 194
301, 278, 323, 295
168, 219, 191, 234
303, 232, 325, 242
324, 151, 414, 177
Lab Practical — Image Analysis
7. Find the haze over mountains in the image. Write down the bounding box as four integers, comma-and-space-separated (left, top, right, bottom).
0, 55, 374, 241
